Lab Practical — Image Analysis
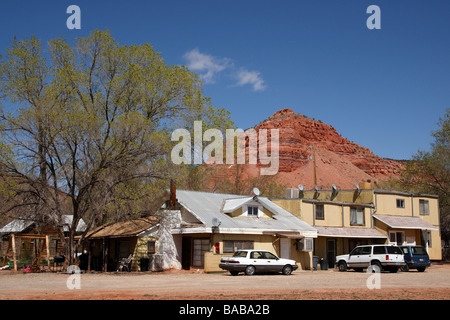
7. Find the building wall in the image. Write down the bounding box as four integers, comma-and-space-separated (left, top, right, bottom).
275, 190, 443, 262
374, 193, 442, 260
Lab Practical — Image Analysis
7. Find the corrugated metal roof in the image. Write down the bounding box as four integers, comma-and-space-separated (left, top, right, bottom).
373, 214, 438, 230
314, 226, 387, 238
0, 219, 34, 234
0, 215, 87, 234
175, 190, 316, 235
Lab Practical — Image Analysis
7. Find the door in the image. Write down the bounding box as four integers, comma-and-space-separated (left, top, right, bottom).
280, 238, 291, 259
250, 251, 282, 272
250, 251, 269, 271
326, 239, 336, 268
347, 247, 362, 267
358, 246, 372, 268
181, 236, 192, 270
192, 238, 210, 268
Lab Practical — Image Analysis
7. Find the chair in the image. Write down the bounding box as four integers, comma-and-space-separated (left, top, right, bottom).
117, 254, 133, 272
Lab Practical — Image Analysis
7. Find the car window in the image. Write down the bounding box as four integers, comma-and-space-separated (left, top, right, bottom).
360, 246, 371, 255
233, 251, 248, 258
350, 247, 361, 255
373, 246, 386, 254
250, 251, 264, 259
263, 252, 278, 260
401, 247, 410, 254
386, 246, 402, 254
412, 246, 428, 255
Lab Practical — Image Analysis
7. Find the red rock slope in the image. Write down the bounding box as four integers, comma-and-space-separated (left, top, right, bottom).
232, 108, 403, 190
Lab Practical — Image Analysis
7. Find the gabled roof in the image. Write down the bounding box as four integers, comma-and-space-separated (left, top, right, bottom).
175, 190, 317, 236
221, 197, 254, 213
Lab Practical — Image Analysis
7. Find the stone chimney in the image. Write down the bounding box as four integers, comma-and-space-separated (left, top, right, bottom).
170, 179, 176, 208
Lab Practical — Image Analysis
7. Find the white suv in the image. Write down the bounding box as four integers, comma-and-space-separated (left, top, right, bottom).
336, 244, 405, 273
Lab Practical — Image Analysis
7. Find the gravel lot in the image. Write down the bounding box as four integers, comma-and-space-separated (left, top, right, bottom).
1, 264, 449, 300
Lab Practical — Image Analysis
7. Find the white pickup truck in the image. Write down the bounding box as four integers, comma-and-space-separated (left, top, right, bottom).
336, 244, 405, 273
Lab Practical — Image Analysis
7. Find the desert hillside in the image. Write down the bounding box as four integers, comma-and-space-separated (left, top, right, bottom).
204, 108, 404, 192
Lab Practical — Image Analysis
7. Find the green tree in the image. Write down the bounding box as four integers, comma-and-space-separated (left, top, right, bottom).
0, 30, 233, 266
398, 108, 450, 254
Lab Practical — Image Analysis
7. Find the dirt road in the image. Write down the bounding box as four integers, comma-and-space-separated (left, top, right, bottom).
1, 264, 449, 300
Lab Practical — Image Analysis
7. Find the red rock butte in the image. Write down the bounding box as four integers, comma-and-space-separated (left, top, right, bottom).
210, 108, 404, 191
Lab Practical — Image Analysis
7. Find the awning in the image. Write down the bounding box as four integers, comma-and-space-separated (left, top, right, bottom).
314, 226, 387, 239
373, 215, 438, 230
276, 232, 305, 239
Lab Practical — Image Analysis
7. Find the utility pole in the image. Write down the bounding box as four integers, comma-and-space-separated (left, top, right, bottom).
313, 144, 317, 187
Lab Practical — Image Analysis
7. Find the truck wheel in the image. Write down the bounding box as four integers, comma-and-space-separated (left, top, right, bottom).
400, 264, 409, 272
338, 261, 347, 272
389, 266, 398, 273
282, 265, 293, 275
245, 265, 256, 276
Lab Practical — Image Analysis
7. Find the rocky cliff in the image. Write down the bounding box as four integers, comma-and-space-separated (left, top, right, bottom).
249, 108, 403, 189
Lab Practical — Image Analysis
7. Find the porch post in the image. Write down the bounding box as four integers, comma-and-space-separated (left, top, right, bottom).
11, 234, 17, 271
87, 240, 92, 272
46, 235, 51, 269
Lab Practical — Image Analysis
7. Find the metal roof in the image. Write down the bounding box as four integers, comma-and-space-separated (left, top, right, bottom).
373, 214, 439, 230
314, 226, 387, 238
175, 190, 317, 236
0, 215, 87, 234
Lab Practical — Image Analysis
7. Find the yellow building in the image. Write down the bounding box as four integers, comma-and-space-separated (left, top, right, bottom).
168, 189, 317, 272
273, 186, 442, 268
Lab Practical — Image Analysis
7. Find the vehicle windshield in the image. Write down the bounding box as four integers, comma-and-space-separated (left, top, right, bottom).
232, 251, 248, 258
386, 246, 402, 254
412, 246, 428, 255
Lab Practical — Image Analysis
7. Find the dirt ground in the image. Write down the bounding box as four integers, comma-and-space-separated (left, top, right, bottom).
1, 264, 449, 300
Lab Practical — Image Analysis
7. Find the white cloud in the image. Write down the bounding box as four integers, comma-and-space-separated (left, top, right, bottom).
183, 48, 231, 84
183, 49, 267, 91
235, 68, 266, 92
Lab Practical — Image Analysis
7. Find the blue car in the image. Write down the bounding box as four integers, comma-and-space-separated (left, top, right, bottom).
400, 245, 430, 272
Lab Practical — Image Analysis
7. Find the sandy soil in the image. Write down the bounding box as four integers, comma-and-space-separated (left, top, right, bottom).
1, 264, 449, 300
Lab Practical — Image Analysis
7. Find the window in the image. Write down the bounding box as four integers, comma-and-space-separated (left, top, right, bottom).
350, 207, 365, 225
315, 204, 324, 220
223, 240, 254, 253
419, 200, 429, 215
247, 206, 259, 216
389, 231, 404, 246
349, 247, 361, 255
360, 246, 371, 255
232, 251, 248, 257
147, 241, 156, 255
263, 252, 278, 260
386, 246, 403, 255
396, 199, 405, 208
412, 246, 428, 255
250, 251, 265, 259
421, 230, 432, 247
373, 246, 386, 254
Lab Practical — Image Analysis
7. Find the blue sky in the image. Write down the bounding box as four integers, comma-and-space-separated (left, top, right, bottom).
1, 1, 449, 160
